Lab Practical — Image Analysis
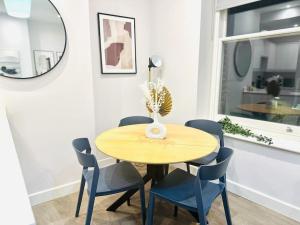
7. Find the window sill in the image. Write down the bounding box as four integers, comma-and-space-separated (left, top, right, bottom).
224, 132, 300, 154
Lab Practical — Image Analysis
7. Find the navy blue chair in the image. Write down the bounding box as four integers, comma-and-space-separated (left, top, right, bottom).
117, 116, 153, 206
146, 147, 233, 225
72, 138, 146, 225
119, 116, 154, 127
185, 119, 224, 173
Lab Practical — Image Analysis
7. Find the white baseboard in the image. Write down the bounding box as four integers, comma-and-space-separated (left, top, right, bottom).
29, 157, 115, 206
172, 163, 300, 223
227, 179, 300, 223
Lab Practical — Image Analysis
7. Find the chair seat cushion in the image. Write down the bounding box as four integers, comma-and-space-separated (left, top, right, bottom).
189, 152, 218, 166
83, 161, 143, 195
151, 169, 224, 213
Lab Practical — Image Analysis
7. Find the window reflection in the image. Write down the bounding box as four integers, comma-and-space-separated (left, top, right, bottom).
220, 36, 300, 126
227, 1, 300, 36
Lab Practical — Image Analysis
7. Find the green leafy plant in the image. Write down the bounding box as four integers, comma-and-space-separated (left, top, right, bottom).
218, 116, 273, 145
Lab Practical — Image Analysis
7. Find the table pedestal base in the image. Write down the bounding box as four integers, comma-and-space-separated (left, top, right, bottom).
106, 164, 166, 212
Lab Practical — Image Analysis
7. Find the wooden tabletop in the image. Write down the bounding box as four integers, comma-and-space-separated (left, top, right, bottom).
239, 104, 300, 116
95, 124, 218, 164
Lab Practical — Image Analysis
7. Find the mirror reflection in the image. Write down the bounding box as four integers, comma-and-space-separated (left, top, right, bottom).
220, 35, 300, 126
234, 41, 252, 78
227, 0, 300, 36
0, 0, 66, 79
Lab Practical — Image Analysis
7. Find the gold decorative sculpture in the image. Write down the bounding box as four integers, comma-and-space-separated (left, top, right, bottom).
146, 87, 172, 116
146, 55, 172, 117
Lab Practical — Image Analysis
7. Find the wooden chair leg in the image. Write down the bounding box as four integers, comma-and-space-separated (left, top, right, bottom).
221, 190, 233, 225
139, 185, 146, 225
186, 163, 191, 174
127, 199, 131, 206
75, 175, 85, 217
85, 194, 96, 225
146, 193, 155, 225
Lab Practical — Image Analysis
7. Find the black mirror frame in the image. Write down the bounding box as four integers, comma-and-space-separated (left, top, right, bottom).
234, 41, 252, 78
0, 0, 67, 80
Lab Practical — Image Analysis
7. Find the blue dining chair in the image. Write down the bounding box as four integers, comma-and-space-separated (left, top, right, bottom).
185, 119, 224, 173
119, 115, 154, 127
146, 147, 233, 225
117, 116, 153, 206
72, 138, 146, 225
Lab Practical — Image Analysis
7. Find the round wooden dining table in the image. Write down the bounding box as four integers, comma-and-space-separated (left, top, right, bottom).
95, 123, 218, 212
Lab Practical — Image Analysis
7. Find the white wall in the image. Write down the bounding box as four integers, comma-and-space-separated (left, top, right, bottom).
225, 137, 300, 222
28, 20, 65, 52
0, 13, 33, 77
89, 0, 151, 144
197, 0, 215, 118
0, 0, 95, 200
150, 0, 202, 124
273, 42, 299, 70
0, 106, 36, 225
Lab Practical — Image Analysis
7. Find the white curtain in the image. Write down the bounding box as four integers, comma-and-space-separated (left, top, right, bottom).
216, 0, 261, 11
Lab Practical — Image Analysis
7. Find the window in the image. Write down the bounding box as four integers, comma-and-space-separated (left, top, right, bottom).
227, 0, 300, 36
214, 0, 300, 137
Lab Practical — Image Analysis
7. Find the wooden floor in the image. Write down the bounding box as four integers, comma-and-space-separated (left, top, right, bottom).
33, 166, 300, 225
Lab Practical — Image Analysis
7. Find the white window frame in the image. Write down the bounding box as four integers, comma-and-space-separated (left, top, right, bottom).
209, 10, 300, 151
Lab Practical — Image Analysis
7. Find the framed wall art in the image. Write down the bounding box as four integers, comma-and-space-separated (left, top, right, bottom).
97, 13, 137, 74
33, 50, 55, 76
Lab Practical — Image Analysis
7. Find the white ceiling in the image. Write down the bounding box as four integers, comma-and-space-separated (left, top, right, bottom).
256, 1, 300, 13
0, 0, 62, 23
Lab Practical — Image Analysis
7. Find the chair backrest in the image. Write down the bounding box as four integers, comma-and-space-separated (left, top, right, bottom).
185, 119, 224, 147
72, 138, 99, 169
197, 147, 233, 181
119, 116, 153, 127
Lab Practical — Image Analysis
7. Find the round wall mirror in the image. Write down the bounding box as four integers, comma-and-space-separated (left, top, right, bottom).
234, 41, 252, 78
0, 0, 66, 79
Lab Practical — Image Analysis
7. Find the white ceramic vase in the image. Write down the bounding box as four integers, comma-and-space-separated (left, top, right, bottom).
146, 111, 167, 139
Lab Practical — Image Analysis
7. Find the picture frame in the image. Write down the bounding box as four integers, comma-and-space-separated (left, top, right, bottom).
97, 13, 137, 74
33, 50, 55, 76
55, 52, 63, 64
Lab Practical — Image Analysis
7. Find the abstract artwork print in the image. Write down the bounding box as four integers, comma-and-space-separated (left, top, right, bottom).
98, 13, 137, 74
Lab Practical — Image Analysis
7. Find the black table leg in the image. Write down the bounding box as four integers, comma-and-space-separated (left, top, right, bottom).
189, 210, 199, 222
106, 164, 166, 212
106, 174, 152, 211
107, 189, 138, 212
147, 164, 165, 186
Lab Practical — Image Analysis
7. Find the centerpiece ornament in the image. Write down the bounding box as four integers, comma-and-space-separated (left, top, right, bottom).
141, 79, 172, 139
